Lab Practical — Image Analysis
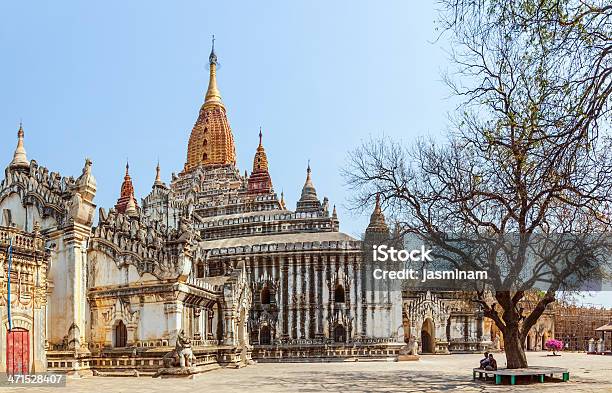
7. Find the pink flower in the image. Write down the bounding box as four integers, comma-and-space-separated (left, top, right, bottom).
545, 339, 563, 351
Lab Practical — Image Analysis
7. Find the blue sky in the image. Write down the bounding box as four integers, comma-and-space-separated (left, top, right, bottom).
1, 1, 610, 307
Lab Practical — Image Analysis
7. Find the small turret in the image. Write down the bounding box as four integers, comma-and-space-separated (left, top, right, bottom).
10, 122, 29, 170
247, 128, 273, 194
153, 161, 167, 189
366, 194, 389, 233
115, 162, 139, 214
363, 194, 390, 249
124, 194, 138, 217
296, 162, 321, 213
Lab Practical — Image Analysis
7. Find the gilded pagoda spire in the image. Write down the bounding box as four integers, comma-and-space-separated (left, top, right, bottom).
252, 127, 269, 172
10, 122, 30, 170
184, 36, 237, 172
204, 35, 223, 109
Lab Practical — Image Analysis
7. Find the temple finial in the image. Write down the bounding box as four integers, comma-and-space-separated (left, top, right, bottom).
205, 35, 222, 107
367, 193, 388, 232
209, 34, 218, 65
153, 160, 165, 188
10, 121, 29, 170
259, 127, 263, 146
116, 160, 138, 213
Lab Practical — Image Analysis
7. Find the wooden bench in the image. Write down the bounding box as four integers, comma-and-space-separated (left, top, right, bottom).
472, 366, 569, 385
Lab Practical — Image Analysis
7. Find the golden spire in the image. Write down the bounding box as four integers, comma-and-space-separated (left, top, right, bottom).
280, 191, 286, 209
184, 36, 236, 172
252, 127, 269, 172
204, 35, 223, 109
10, 121, 29, 170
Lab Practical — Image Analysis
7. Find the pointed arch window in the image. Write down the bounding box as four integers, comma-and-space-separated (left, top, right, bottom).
261, 285, 271, 305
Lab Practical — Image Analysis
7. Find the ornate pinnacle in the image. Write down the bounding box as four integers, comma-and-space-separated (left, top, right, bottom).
209, 34, 217, 65
10, 121, 29, 170
204, 35, 223, 108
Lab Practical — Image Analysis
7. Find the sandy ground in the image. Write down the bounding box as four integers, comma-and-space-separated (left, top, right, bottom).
1, 352, 611, 392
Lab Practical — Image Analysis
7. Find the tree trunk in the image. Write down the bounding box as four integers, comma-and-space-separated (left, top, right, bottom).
503, 328, 528, 369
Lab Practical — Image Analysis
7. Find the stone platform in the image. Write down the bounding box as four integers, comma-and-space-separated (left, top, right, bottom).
20, 353, 611, 393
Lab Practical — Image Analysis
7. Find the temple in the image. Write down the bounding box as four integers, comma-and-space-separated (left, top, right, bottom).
0, 40, 561, 375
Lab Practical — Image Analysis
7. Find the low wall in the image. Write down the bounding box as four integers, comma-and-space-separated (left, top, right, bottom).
252, 343, 405, 362
46, 345, 251, 375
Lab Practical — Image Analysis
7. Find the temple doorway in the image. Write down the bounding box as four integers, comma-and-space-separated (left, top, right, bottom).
333, 324, 346, 343
420, 318, 435, 354
6, 328, 29, 375
114, 320, 127, 348
260, 325, 271, 345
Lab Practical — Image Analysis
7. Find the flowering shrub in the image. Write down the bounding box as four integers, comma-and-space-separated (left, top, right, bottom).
545, 339, 563, 353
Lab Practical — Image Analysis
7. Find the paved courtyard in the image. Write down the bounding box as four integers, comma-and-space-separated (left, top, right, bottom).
3, 352, 611, 392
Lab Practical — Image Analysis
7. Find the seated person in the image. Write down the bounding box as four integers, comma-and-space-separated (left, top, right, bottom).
485, 354, 497, 371
479, 352, 490, 369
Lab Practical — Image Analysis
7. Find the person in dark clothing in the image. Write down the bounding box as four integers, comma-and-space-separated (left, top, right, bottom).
485, 354, 497, 371
479, 352, 490, 369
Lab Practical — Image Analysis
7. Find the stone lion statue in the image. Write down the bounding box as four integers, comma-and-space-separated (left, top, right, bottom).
162, 330, 196, 368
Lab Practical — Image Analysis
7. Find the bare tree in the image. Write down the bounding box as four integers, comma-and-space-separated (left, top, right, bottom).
345, 0, 612, 368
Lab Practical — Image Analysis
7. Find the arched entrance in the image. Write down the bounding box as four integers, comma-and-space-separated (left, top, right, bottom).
114, 320, 127, 348
6, 328, 29, 375
333, 324, 346, 343
420, 318, 435, 354
260, 325, 271, 345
